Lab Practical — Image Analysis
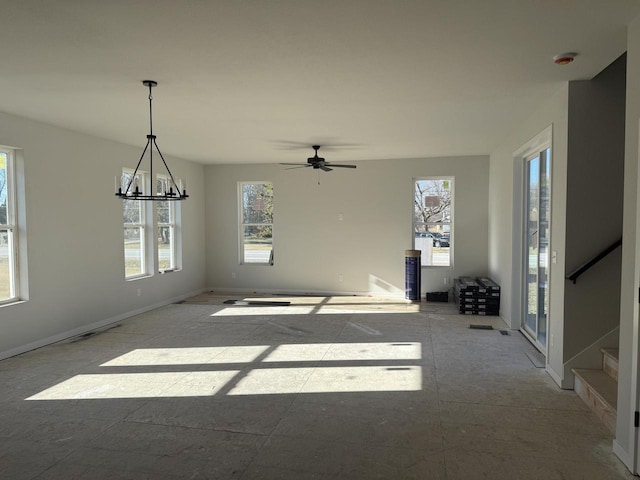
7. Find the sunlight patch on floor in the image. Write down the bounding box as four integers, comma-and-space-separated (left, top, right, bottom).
229, 366, 422, 395
26, 371, 240, 400
203, 295, 420, 316
27, 342, 423, 400
100, 346, 269, 367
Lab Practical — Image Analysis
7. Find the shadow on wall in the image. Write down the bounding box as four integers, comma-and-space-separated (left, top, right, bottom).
368, 274, 403, 297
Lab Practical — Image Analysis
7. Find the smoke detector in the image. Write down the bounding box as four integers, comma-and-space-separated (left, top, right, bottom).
553, 52, 577, 65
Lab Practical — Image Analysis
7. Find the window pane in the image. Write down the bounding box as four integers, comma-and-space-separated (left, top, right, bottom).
123, 199, 141, 224
156, 201, 170, 224
156, 176, 179, 197
158, 226, 173, 271
156, 177, 175, 270
0, 153, 7, 226
243, 225, 272, 264
414, 179, 451, 224
124, 227, 144, 277
0, 151, 17, 301
414, 179, 452, 267
0, 228, 12, 300
242, 183, 273, 224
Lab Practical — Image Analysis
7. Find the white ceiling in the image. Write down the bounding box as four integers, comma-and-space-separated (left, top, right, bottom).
1, 0, 638, 165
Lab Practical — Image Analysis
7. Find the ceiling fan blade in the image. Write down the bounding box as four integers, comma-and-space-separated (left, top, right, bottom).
325, 164, 357, 168
320, 166, 333, 172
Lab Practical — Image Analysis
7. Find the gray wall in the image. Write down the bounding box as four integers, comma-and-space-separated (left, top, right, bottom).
564, 55, 626, 361
0, 111, 207, 359
205, 156, 490, 296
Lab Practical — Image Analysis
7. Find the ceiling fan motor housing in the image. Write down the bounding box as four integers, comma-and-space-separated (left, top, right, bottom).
280, 144, 355, 172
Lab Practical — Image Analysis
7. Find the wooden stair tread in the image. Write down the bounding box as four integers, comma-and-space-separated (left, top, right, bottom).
601, 348, 619, 361
572, 368, 617, 412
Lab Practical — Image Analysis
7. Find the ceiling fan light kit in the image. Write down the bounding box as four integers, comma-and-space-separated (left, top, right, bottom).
115, 80, 188, 201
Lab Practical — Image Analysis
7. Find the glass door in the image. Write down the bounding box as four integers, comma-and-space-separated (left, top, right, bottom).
523, 148, 551, 352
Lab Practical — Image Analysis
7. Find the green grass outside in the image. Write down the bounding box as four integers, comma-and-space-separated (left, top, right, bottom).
125, 242, 173, 275
0, 259, 10, 300
244, 244, 272, 251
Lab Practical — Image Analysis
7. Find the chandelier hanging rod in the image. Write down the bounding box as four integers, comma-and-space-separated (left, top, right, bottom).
115, 80, 188, 201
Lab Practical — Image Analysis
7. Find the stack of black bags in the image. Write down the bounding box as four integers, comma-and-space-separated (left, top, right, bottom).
453, 276, 500, 315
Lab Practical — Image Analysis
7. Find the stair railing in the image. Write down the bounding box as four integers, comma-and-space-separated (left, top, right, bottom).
565, 238, 622, 284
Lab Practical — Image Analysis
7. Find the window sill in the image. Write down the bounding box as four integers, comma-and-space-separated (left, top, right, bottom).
159, 268, 181, 274
126, 274, 152, 282
0, 299, 27, 308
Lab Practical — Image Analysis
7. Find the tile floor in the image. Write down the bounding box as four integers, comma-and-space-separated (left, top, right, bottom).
0, 295, 634, 479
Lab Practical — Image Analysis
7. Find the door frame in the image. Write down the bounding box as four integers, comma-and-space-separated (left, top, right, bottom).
511, 126, 553, 358
521, 148, 551, 353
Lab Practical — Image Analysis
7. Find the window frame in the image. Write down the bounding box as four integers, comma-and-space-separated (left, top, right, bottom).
0, 147, 18, 304
122, 169, 149, 279
238, 181, 274, 266
413, 176, 454, 268
156, 174, 178, 273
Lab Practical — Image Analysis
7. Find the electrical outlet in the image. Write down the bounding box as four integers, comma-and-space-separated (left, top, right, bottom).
339, 274, 344, 282
137, 288, 141, 297
338, 213, 344, 221
444, 277, 450, 285
231, 272, 236, 279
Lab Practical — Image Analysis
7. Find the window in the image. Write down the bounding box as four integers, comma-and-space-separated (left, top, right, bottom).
239, 182, 273, 264
0, 148, 18, 302
121, 170, 183, 278
414, 177, 453, 267
122, 170, 147, 278
156, 175, 177, 272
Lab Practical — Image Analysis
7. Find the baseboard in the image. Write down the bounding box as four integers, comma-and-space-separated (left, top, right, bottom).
0, 287, 206, 362
545, 364, 568, 388
613, 439, 634, 473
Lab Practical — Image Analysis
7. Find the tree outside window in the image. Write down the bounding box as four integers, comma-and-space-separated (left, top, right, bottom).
156, 176, 176, 272
240, 182, 273, 264
414, 178, 452, 267
123, 170, 146, 278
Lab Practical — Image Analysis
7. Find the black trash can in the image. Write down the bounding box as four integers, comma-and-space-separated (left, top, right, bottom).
405, 249, 421, 301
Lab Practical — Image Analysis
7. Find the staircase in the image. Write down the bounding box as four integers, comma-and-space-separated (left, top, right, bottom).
572, 348, 618, 433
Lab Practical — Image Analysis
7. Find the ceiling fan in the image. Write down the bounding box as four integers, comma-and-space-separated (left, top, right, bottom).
280, 145, 357, 172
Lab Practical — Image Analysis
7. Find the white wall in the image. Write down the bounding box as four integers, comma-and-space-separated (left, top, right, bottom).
488, 84, 569, 382
0, 111, 207, 359
615, 15, 640, 470
205, 156, 489, 297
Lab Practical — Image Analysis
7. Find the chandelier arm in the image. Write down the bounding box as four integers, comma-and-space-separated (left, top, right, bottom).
153, 138, 185, 196
116, 80, 187, 201
124, 138, 152, 195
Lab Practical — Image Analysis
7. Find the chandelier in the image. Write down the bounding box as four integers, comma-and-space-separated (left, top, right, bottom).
115, 80, 188, 201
